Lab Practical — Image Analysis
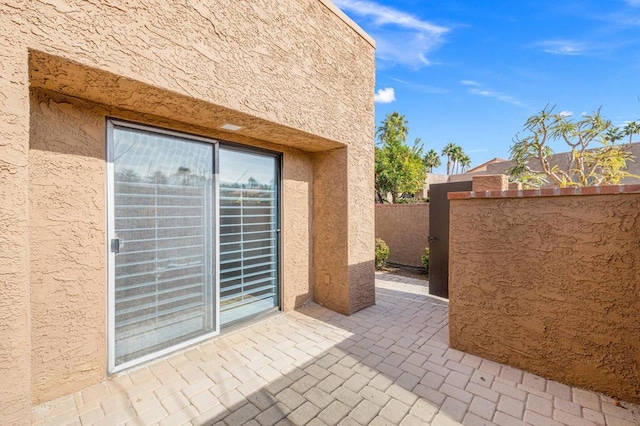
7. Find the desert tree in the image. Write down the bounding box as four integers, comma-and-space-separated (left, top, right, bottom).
508, 106, 638, 188
375, 112, 427, 203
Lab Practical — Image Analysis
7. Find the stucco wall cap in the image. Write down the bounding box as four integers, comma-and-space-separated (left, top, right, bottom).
319, 0, 376, 47
447, 184, 640, 199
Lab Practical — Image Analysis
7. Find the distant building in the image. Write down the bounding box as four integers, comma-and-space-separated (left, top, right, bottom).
464, 157, 509, 174
417, 142, 640, 197
480, 142, 640, 186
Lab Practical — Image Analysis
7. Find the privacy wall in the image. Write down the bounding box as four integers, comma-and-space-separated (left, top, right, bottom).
0, 0, 375, 422
375, 204, 429, 267
448, 186, 640, 403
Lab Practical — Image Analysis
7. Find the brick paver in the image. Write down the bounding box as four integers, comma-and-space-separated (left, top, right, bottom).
32, 272, 640, 425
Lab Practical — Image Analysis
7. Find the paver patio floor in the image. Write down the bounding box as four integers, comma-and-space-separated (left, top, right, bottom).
33, 273, 640, 426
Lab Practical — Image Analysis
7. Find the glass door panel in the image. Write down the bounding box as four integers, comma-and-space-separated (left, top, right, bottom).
219, 147, 279, 325
108, 122, 217, 369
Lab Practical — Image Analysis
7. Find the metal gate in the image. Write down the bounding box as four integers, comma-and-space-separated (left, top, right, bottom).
428, 181, 473, 298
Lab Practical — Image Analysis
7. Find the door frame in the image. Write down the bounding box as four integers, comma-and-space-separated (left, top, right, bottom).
216, 141, 283, 328
106, 118, 222, 374
428, 180, 473, 299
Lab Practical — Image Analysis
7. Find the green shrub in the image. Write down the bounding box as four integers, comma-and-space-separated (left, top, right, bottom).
375, 238, 390, 270
396, 197, 429, 204
421, 247, 430, 272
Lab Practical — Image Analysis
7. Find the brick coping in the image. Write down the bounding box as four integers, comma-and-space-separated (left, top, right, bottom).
448, 184, 640, 200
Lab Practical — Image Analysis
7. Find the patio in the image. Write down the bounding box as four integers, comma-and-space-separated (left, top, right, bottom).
33, 273, 640, 426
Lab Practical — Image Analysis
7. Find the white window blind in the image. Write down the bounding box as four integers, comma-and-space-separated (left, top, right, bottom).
219, 148, 278, 325
108, 123, 280, 370
111, 125, 215, 366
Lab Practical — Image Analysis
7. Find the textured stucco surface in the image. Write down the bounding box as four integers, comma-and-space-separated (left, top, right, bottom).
312, 143, 375, 315
0, 32, 31, 426
29, 51, 345, 154
313, 148, 350, 314
346, 130, 376, 314
281, 150, 315, 312
28, 89, 317, 404
471, 174, 508, 192
29, 90, 107, 405
375, 204, 429, 267
449, 194, 640, 403
0, 0, 374, 421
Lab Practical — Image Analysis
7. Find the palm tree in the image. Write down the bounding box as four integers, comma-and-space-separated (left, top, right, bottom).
459, 154, 471, 172
441, 142, 457, 175
116, 168, 140, 182
412, 138, 425, 157
247, 177, 259, 188
376, 112, 409, 144
450, 144, 464, 174
147, 170, 168, 184
604, 127, 624, 143
176, 166, 192, 186
423, 149, 441, 172
624, 121, 639, 144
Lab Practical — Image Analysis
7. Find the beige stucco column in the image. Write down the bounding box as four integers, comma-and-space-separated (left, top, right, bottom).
0, 42, 32, 424
313, 143, 375, 315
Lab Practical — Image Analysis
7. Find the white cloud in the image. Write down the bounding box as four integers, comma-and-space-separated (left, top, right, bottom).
460, 80, 528, 108
333, 0, 450, 68
333, 0, 448, 33
390, 77, 449, 94
535, 40, 587, 56
374, 87, 396, 103
625, 0, 640, 6
559, 110, 573, 117
468, 87, 529, 109
593, 10, 640, 29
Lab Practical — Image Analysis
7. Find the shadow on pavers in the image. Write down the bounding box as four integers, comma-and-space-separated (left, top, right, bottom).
184, 284, 452, 425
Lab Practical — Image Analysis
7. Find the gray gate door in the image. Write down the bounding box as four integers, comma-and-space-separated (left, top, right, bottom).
428, 181, 473, 298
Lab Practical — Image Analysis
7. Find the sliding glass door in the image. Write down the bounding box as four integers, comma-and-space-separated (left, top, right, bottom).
107, 121, 280, 372
219, 147, 279, 325
107, 121, 218, 371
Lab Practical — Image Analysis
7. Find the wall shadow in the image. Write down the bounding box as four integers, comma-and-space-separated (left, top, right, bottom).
39, 273, 471, 425
156, 275, 463, 425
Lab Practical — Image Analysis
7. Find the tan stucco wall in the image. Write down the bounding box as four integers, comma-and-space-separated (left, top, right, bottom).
471, 174, 508, 192
375, 205, 429, 267
0, 0, 375, 421
0, 33, 31, 426
449, 193, 640, 403
313, 148, 350, 314
28, 88, 317, 404
29, 90, 108, 405
312, 144, 376, 315
281, 148, 315, 312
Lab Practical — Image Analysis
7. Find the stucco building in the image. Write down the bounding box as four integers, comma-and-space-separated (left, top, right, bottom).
0, 1, 376, 423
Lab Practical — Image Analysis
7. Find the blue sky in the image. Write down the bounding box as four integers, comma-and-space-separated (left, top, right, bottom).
334, 0, 640, 173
